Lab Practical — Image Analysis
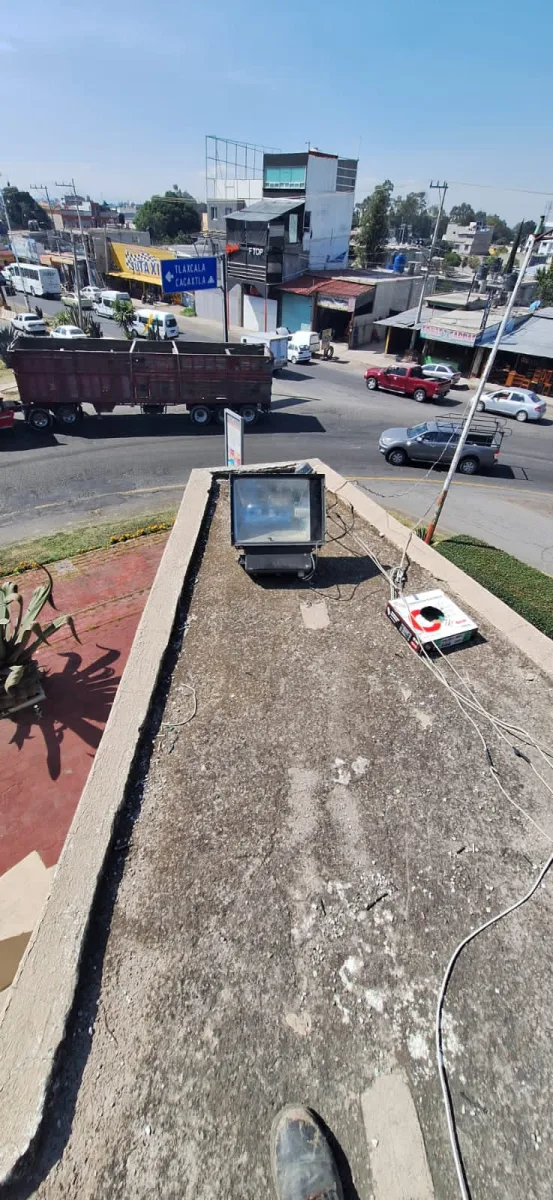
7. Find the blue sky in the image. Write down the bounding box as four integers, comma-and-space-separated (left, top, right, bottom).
2, 0, 553, 222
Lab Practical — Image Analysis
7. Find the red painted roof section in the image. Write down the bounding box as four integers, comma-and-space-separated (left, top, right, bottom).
279, 275, 374, 298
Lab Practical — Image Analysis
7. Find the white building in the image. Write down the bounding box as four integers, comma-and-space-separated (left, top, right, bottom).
443, 222, 492, 257
262, 150, 357, 270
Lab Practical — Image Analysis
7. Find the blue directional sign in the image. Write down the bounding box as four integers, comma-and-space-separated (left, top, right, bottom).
160, 256, 218, 294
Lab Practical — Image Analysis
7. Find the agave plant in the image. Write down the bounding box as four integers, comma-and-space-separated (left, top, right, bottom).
0, 567, 79, 695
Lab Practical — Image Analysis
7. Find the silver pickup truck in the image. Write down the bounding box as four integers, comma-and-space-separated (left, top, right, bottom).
379, 417, 505, 475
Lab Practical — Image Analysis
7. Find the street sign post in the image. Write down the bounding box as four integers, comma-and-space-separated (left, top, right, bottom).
224, 409, 244, 469
160, 257, 218, 295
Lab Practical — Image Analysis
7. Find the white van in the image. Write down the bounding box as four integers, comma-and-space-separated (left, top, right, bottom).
94, 290, 132, 318
132, 309, 180, 340
287, 330, 321, 356
240, 331, 288, 372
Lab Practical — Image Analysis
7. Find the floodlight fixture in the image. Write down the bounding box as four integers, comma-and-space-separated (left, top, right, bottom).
230, 471, 326, 576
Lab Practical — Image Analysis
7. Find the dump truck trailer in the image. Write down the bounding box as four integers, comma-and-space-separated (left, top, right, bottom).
7, 337, 274, 430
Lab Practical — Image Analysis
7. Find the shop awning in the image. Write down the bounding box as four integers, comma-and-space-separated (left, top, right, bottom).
108, 269, 161, 284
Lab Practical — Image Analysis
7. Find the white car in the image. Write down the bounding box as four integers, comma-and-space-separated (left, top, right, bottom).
287, 342, 311, 365
477, 387, 546, 422
51, 325, 86, 339
81, 286, 102, 303
422, 362, 461, 386
61, 291, 93, 310
10, 312, 47, 335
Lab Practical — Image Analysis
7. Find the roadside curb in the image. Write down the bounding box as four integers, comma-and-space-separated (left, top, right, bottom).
1, 457, 553, 1185
0, 469, 211, 1186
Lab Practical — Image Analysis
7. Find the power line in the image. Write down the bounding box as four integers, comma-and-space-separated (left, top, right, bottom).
448, 179, 553, 197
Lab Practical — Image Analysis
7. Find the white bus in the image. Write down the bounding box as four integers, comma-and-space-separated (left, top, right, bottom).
5, 263, 61, 299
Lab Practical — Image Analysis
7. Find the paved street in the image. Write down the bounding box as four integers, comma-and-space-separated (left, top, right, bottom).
2, 297, 553, 569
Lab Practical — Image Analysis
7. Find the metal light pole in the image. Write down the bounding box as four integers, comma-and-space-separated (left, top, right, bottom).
409, 181, 448, 350
424, 221, 548, 544
71, 232, 84, 329
221, 249, 229, 342
56, 178, 92, 286
0, 180, 31, 311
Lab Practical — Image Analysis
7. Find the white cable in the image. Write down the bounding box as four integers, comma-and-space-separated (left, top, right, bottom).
436, 846, 553, 1200
330, 477, 553, 1198
405, 636, 553, 1199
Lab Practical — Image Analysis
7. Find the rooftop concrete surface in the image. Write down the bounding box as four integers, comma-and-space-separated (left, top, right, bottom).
6, 473, 553, 1199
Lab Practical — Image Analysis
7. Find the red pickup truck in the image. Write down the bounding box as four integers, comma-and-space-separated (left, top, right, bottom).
364, 364, 450, 403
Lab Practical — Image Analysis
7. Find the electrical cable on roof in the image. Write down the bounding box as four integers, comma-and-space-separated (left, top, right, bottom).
404, 635, 553, 1200
435, 846, 553, 1200
324, 499, 553, 1198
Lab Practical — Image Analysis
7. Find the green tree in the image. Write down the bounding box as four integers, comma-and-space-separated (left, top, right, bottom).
535, 260, 553, 306
2, 185, 52, 230
467, 255, 480, 270
487, 214, 513, 243
390, 191, 432, 241
443, 251, 461, 275
520, 219, 536, 240
428, 204, 449, 240
449, 203, 476, 225
356, 180, 393, 265
135, 189, 202, 242
112, 298, 135, 338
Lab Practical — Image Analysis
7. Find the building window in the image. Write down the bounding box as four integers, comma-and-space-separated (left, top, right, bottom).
225, 206, 232, 215
210, 206, 218, 221
303, 211, 311, 232
289, 213, 298, 244
264, 166, 306, 190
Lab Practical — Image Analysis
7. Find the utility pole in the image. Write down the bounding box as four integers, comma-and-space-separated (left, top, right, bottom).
424, 218, 548, 544
30, 182, 55, 227
409, 180, 448, 350
0, 179, 30, 311
56, 178, 92, 286
71, 232, 84, 329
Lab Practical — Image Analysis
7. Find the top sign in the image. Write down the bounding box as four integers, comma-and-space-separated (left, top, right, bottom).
160, 256, 218, 294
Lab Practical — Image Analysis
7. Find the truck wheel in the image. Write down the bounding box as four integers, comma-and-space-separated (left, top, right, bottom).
458, 456, 479, 475
240, 405, 258, 426
413, 388, 427, 403
27, 408, 52, 431
386, 447, 408, 466
324, 344, 334, 359
190, 405, 212, 426
56, 404, 81, 427
366, 377, 378, 390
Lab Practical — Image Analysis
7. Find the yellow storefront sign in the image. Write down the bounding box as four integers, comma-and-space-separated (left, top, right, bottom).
108, 242, 175, 285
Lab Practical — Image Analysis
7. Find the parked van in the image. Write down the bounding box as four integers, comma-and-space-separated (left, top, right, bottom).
94, 290, 131, 318
132, 309, 180, 340
287, 330, 321, 356
240, 332, 288, 372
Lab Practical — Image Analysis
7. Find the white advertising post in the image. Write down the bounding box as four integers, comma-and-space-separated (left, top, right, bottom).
224, 408, 244, 469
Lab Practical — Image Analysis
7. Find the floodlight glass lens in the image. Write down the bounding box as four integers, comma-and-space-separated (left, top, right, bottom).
233, 477, 311, 544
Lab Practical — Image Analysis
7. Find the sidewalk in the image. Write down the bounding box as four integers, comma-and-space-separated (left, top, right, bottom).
0, 532, 169, 878
355, 475, 553, 575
